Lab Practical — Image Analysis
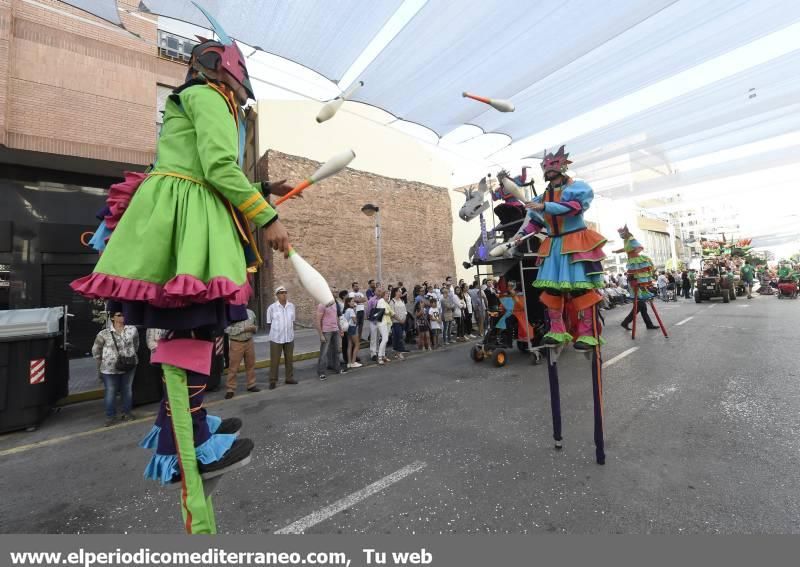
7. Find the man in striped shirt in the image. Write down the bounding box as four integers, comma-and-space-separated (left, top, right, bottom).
266, 286, 297, 389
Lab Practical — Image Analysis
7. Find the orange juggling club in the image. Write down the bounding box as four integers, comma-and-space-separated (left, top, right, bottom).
462, 92, 515, 113
274, 149, 356, 206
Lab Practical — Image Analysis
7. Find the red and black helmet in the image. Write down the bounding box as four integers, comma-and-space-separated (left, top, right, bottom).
190, 38, 254, 100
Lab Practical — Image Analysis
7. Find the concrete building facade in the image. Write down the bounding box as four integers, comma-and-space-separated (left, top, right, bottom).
0, 0, 187, 354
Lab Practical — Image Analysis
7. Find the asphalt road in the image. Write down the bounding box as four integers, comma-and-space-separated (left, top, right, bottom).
2, 293, 799, 534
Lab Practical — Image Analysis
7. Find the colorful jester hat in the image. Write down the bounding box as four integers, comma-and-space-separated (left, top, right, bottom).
190, 1, 254, 100
541, 145, 572, 175
617, 225, 644, 255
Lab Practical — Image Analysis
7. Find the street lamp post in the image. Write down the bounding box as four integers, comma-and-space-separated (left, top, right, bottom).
361, 204, 382, 285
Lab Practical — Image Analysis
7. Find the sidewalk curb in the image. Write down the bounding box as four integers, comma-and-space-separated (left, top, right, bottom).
58, 339, 373, 406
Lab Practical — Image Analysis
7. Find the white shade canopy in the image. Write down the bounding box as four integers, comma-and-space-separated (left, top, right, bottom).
66, 0, 800, 240
139, 0, 404, 81
70, 1, 800, 149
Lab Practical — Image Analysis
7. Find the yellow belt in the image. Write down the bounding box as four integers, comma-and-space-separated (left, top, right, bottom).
149, 171, 210, 188
147, 171, 263, 268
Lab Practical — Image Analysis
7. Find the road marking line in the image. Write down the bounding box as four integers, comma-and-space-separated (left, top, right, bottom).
603, 347, 638, 368
0, 393, 236, 458
0, 411, 158, 458
675, 316, 694, 326
275, 461, 427, 534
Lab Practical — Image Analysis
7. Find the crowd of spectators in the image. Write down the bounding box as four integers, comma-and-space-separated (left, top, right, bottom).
316, 277, 492, 380
599, 268, 699, 309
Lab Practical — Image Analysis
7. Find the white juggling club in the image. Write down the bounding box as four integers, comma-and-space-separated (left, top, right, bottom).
316, 81, 364, 123
287, 246, 334, 306
489, 231, 544, 257
500, 175, 527, 203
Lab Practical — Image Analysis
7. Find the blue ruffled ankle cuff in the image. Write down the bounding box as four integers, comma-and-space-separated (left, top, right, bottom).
138, 425, 160, 450
206, 414, 222, 434
143, 432, 237, 485
139, 414, 222, 451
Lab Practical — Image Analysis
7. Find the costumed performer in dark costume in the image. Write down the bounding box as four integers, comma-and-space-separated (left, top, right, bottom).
71, 4, 296, 534
512, 145, 608, 463
492, 167, 530, 241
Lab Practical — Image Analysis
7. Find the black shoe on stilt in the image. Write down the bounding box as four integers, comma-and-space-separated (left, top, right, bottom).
620, 322, 631, 331
646, 325, 659, 330
543, 336, 562, 346
573, 341, 593, 351
215, 417, 242, 435
198, 438, 254, 476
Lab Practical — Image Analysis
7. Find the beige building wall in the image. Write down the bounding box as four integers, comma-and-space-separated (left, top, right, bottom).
257, 99, 480, 284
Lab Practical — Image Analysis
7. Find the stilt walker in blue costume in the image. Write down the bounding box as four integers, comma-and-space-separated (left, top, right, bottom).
72, 3, 295, 533
513, 146, 608, 464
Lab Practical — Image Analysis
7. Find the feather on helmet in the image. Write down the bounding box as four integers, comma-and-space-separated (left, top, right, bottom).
190, 2, 254, 100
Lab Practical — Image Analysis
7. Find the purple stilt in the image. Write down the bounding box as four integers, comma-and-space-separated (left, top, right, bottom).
590, 304, 605, 465
546, 348, 563, 449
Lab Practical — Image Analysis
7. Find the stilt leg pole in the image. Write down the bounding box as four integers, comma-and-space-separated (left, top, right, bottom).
590, 305, 605, 465
546, 348, 563, 449
648, 300, 669, 338
163, 364, 216, 534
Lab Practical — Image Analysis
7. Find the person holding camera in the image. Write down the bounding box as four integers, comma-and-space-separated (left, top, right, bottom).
92, 311, 139, 426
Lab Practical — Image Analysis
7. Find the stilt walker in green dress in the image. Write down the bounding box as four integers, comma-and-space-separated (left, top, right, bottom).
72, 3, 295, 533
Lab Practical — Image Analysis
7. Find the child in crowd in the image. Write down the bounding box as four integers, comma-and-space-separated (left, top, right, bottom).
428, 298, 442, 349
415, 301, 431, 351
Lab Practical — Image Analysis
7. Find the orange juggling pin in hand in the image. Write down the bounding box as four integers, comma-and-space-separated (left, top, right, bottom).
273, 149, 356, 206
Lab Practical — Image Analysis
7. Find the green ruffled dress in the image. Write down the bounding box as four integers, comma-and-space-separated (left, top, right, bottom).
72, 81, 276, 313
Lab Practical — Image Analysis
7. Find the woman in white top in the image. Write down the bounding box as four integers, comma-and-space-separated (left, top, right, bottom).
343, 297, 362, 368
462, 285, 474, 338
454, 287, 466, 342
376, 290, 394, 365
92, 311, 139, 426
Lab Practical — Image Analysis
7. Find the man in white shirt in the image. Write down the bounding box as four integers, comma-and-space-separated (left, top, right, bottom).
348, 281, 367, 340
657, 271, 668, 301
266, 286, 296, 389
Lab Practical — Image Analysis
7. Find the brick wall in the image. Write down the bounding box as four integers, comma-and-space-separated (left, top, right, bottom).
0, 0, 10, 147
257, 150, 457, 326
2, 0, 186, 167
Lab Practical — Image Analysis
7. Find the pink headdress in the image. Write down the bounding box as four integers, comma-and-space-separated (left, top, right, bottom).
541, 145, 572, 174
